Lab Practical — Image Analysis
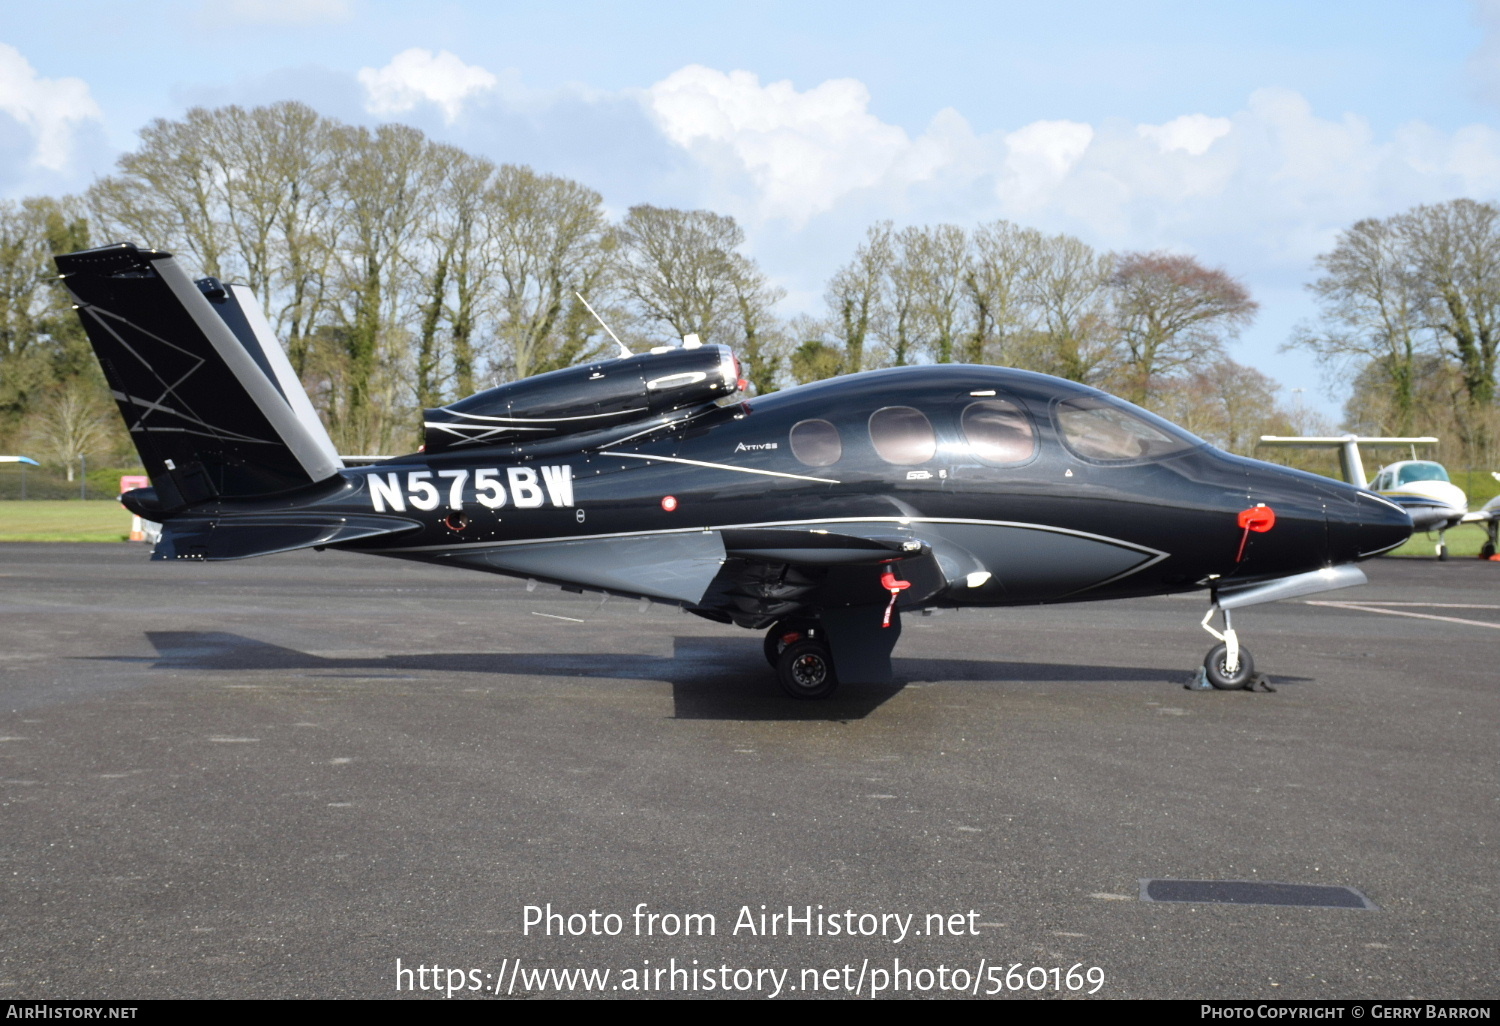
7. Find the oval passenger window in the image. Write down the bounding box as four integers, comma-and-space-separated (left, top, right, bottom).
961, 399, 1035, 464
869, 406, 936, 465
790, 419, 842, 467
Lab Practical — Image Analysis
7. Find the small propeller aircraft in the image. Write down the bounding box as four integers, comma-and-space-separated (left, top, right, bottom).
1258, 436, 1500, 560
55, 243, 1412, 698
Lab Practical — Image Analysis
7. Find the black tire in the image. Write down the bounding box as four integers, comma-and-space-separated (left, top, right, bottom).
777, 639, 839, 700
763, 620, 814, 668
1437, 544, 1449, 562
1203, 643, 1254, 690
1480, 540, 1495, 559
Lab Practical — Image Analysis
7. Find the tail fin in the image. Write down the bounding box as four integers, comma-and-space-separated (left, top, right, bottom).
55, 243, 342, 510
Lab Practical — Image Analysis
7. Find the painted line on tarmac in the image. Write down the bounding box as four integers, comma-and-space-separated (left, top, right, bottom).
1321, 601, 1500, 609
1306, 601, 1500, 630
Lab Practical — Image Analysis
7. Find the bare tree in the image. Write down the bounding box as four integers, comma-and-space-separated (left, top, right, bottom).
232, 103, 342, 375
1110, 251, 1257, 404
89, 108, 232, 281
616, 205, 784, 389
1015, 232, 1116, 384
616, 205, 743, 344
1290, 217, 1427, 435
407, 145, 491, 406
1400, 199, 1500, 458
824, 221, 892, 374
877, 229, 928, 368
307, 123, 444, 452
963, 220, 1038, 366
1289, 199, 1500, 462
896, 224, 970, 364
1151, 359, 1313, 456
88, 103, 344, 394
23, 378, 115, 480
727, 252, 787, 394
488, 166, 612, 380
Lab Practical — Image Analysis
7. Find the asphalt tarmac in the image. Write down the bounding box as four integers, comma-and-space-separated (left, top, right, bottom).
0, 543, 1495, 1000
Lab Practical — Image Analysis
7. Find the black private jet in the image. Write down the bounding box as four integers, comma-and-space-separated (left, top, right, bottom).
56, 243, 1412, 698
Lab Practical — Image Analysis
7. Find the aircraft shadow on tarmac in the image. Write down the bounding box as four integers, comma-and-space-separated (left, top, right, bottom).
88, 631, 1296, 722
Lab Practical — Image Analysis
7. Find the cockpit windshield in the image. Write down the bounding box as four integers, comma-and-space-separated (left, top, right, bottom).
1054, 395, 1203, 463
1395, 462, 1450, 486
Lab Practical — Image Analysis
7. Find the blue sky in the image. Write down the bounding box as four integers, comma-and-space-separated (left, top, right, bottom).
4, 0, 1499, 418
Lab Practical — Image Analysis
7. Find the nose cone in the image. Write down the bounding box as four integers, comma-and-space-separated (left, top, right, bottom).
1328, 488, 1413, 562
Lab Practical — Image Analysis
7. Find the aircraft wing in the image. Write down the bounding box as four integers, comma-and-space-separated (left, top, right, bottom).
694, 519, 1166, 627
1403, 505, 1467, 532
720, 528, 927, 565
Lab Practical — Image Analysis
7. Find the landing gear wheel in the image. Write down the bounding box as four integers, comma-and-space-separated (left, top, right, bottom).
763, 620, 815, 668
1203, 643, 1255, 690
1480, 541, 1495, 560
777, 639, 839, 700
1437, 543, 1449, 561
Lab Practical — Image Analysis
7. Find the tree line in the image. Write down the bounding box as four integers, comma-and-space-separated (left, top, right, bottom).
1291, 199, 1500, 466
5, 100, 1494, 479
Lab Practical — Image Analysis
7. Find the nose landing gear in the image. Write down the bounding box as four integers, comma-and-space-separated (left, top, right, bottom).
1197, 604, 1263, 690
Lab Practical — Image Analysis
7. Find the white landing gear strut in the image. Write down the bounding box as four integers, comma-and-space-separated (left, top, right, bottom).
1187, 564, 1369, 692
1196, 604, 1259, 690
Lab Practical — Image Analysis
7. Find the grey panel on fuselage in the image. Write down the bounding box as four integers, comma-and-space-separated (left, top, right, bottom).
805, 520, 1161, 601
923, 522, 1158, 599
434, 531, 726, 604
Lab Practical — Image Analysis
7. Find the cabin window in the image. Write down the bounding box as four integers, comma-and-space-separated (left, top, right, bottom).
961, 399, 1035, 464
1055, 396, 1198, 463
790, 419, 842, 467
869, 406, 936, 465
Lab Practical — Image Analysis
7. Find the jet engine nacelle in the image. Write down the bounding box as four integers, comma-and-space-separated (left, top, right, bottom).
422, 344, 741, 454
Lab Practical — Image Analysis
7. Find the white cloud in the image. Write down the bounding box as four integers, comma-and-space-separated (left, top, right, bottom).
1138, 113, 1231, 156
217, 0, 354, 25
645, 67, 1109, 225
1005, 120, 1095, 171
647, 66, 914, 224
1000, 119, 1095, 211
633, 64, 1500, 275
358, 49, 498, 123
0, 42, 102, 172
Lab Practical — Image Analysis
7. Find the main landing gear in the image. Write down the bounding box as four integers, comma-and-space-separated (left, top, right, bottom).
764, 621, 838, 699
1198, 604, 1257, 690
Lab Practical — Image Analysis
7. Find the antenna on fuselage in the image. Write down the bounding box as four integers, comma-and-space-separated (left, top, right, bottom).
576, 291, 632, 359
